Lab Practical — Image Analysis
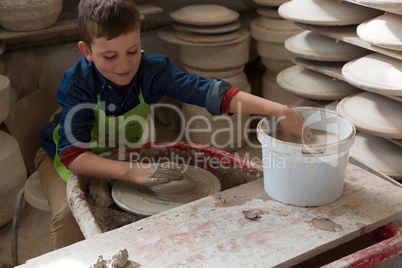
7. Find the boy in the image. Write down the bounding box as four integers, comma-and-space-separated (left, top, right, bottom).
35, 0, 307, 249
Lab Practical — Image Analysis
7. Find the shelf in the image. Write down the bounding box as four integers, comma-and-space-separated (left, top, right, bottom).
295, 23, 402, 61
0, 4, 162, 41
342, 0, 402, 16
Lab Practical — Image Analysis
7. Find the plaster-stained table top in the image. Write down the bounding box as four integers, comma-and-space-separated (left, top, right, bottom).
18, 162, 402, 267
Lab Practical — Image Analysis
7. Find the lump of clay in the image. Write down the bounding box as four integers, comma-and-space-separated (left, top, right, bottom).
91, 249, 134, 268
150, 172, 197, 201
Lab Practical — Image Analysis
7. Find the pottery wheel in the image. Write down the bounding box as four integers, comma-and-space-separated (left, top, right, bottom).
277, 65, 360, 101
112, 165, 221, 216
342, 53, 402, 96
278, 0, 382, 26
285, 30, 369, 62
357, 13, 402, 51
337, 92, 402, 139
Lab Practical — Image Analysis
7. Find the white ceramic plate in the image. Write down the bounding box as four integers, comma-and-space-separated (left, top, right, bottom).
278, 0, 383, 26
285, 30, 370, 61
357, 13, 402, 51
112, 165, 221, 216
342, 53, 402, 96
337, 92, 402, 139
350, 131, 402, 180
170, 5, 239, 26
277, 65, 361, 100
352, 0, 402, 10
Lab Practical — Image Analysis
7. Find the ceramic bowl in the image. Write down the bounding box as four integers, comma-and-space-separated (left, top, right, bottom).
285, 30, 370, 61
352, 0, 402, 14
278, 0, 383, 26
337, 91, 402, 139
170, 4, 239, 26
253, 0, 288, 7
0, 0, 62, 31
357, 13, 402, 51
342, 53, 402, 96
277, 65, 361, 100
250, 16, 302, 43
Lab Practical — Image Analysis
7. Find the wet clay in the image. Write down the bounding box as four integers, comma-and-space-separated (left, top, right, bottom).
91, 249, 137, 268
144, 162, 184, 186
150, 172, 198, 201
270, 128, 340, 145
312, 218, 342, 232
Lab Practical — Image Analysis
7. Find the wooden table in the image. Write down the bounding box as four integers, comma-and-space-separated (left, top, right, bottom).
18, 161, 402, 267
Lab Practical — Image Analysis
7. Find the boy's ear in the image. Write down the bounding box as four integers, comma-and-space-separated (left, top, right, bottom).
78, 41, 93, 62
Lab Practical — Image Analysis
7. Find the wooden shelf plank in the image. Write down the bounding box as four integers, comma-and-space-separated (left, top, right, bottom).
0, 4, 162, 40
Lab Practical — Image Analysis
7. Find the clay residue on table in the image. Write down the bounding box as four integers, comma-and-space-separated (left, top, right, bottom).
312, 218, 342, 232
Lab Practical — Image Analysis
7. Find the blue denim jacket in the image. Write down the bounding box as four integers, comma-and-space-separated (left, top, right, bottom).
39, 53, 232, 159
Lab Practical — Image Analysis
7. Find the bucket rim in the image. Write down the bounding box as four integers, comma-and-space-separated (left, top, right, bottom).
256, 107, 356, 153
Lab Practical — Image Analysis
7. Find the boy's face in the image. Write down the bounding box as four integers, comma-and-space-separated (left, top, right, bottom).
78, 30, 141, 88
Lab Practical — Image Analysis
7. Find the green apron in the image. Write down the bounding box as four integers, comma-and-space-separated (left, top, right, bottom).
53, 88, 151, 182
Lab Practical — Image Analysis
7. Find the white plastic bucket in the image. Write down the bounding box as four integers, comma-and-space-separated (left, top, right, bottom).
257, 107, 356, 206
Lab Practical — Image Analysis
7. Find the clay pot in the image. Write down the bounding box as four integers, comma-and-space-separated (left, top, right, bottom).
258, 41, 293, 72
0, 131, 27, 227
0, 74, 10, 124
0, 0, 63, 31
180, 29, 251, 78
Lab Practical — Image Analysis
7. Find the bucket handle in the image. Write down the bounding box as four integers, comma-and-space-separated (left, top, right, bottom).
302, 147, 325, 155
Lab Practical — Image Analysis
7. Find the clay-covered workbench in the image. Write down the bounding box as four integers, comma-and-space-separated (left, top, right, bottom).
17, 153, 402, 267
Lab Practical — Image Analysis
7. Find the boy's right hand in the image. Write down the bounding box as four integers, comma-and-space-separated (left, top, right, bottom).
143, 163, 184, 186
275, 106, 310, 139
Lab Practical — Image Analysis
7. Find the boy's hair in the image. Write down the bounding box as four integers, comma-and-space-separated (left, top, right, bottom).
78, 0, 141, 49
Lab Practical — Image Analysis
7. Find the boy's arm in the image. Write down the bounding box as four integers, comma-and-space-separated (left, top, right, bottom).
67, 151, 148, 184
228, 91, 308, 138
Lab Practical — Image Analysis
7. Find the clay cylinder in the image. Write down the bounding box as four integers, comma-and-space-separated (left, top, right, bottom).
0, 131, 27, 227
0, 0, 63, 31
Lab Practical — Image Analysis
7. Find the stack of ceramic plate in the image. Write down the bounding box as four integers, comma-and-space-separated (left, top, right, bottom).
250, 1, 302, 106
158, 5, 252, 151
357, 13, 402, 51
158, 4, 250, 79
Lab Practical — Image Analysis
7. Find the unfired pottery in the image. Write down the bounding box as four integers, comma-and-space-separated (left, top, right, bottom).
250, 14, 302, 43
0, 0, 63, 31
278, 0, 383, 26
357, 13, 402, 51
0, 74, 10, 124
173, 21, 241, 35
285, 30, 370, 62
337, 92, 402, 139
342, 53, 402, 96
253, 0, 289, 7
112, 165, 221, 216
0, 131, 27, 227
170, 5, 239, 26
277, 65, 361, 100
350, 131, 402, 180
